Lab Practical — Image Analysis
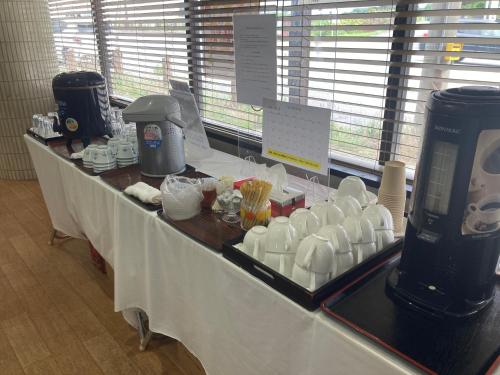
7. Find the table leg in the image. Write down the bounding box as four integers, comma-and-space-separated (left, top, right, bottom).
48, 228, 71, 245
88, 243, 107, 274
136, 310, 153, 351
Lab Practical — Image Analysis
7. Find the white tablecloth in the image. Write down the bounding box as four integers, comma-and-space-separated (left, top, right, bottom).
24, 135, 419, 375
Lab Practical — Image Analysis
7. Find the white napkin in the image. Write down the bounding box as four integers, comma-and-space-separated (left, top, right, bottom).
124, 182, 162, 205
70, 150, 85, 159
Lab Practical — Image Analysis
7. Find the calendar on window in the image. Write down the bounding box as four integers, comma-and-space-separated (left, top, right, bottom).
262, 99, 331, 175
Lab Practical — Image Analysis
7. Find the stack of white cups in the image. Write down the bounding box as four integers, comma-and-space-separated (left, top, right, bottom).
116, 140, 138, 168
378, 161, 406, 234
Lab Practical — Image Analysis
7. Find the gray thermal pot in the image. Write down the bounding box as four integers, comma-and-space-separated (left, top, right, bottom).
123, 95, 186, 177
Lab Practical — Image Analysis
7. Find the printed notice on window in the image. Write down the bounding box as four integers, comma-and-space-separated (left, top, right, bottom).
233, 14, 277, 106
262, 99, 331, 175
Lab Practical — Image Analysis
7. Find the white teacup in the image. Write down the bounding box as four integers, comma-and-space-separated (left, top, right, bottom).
289, 208, 321, 240
343, 216, 376, 263
317, 224, 353, 277
362, 204, 395, 251
264, 217, 298, 276
117, 141, 135, 160
310, 201, 345, 227
83, 144, 98, 168
335, 176, 371, 207
93, 145, 114, 165
265, 216, 299, 254
362, 204, 394, 231
107, 138, 121, 156
263, 252, 295, 277
374, 229, 395, 251
294, 234, 335, 274
126, 135, 139, 154
336, 196, 363, 219
291, 265, 331, 291
243, 226, 267, 261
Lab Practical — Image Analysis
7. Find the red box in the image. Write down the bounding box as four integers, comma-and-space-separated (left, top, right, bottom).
269, 186, 305, 217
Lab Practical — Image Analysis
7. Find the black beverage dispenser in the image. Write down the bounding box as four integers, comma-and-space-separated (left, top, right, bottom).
387, 86, 500, 318
52, 71, 112, 147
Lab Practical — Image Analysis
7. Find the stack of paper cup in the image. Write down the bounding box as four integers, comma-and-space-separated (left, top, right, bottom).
378, 161, 406, 234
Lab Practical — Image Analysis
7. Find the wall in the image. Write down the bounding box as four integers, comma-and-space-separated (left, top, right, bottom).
0, 0, 58, 179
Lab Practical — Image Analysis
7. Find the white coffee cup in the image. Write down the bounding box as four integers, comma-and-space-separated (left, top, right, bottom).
362, 204, 394, 231
362, 204, 395, 251
465, 212, 500, 234
335, 176, 371, 207
310, 201, 345, 227
263, 252, 296, 277
291, 265, 331, 291
468, 193, 500, 225
265, 216, 299, 254
93, 145, 114, 165
289, 208, 321, 240
107, 138, 121, 156
374, 229, 395, 251
317, 224, 352, 277
294, 234, 335, 274
83, 144, 98, 168
243, 225, 268, 261
342, 216, 376, 263
117, 141, 135, 160
336, 195, 363, 219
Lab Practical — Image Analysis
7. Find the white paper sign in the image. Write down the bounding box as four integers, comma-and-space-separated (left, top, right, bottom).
262, 99, 331, 175
233, 14, 277, 106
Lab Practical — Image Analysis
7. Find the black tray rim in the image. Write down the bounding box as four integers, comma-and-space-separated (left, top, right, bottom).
222, 234, 403, 311
27, 128, 65, 145
319, 256, 500, 375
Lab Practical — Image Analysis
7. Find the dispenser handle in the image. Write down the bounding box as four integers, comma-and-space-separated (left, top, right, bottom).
166, 115, 187, 129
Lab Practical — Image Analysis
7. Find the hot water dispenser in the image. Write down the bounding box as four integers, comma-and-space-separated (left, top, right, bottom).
387, 86, 500, 318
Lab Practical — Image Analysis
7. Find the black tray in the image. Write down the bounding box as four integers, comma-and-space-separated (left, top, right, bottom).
321, 256, 500, 375
47, 137, 108, 176
222, 236, 403, 311
157, 209, 244, 252
27, 128, 64, 145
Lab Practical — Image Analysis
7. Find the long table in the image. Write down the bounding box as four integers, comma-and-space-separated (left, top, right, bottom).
24, 134, 419, 375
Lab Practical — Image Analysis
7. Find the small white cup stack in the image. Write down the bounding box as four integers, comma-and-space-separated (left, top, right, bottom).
378, 161, 406, 235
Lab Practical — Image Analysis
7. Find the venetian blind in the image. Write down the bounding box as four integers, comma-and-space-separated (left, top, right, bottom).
386, 0, 500, 169
190, 0, 398, 171
190, 0, 500, 172
48, 0, 100, 72
46, 0, 500, 173
94, 0, 191, 99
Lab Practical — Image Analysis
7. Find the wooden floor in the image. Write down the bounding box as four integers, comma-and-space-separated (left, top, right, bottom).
0, 179, 205, 375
